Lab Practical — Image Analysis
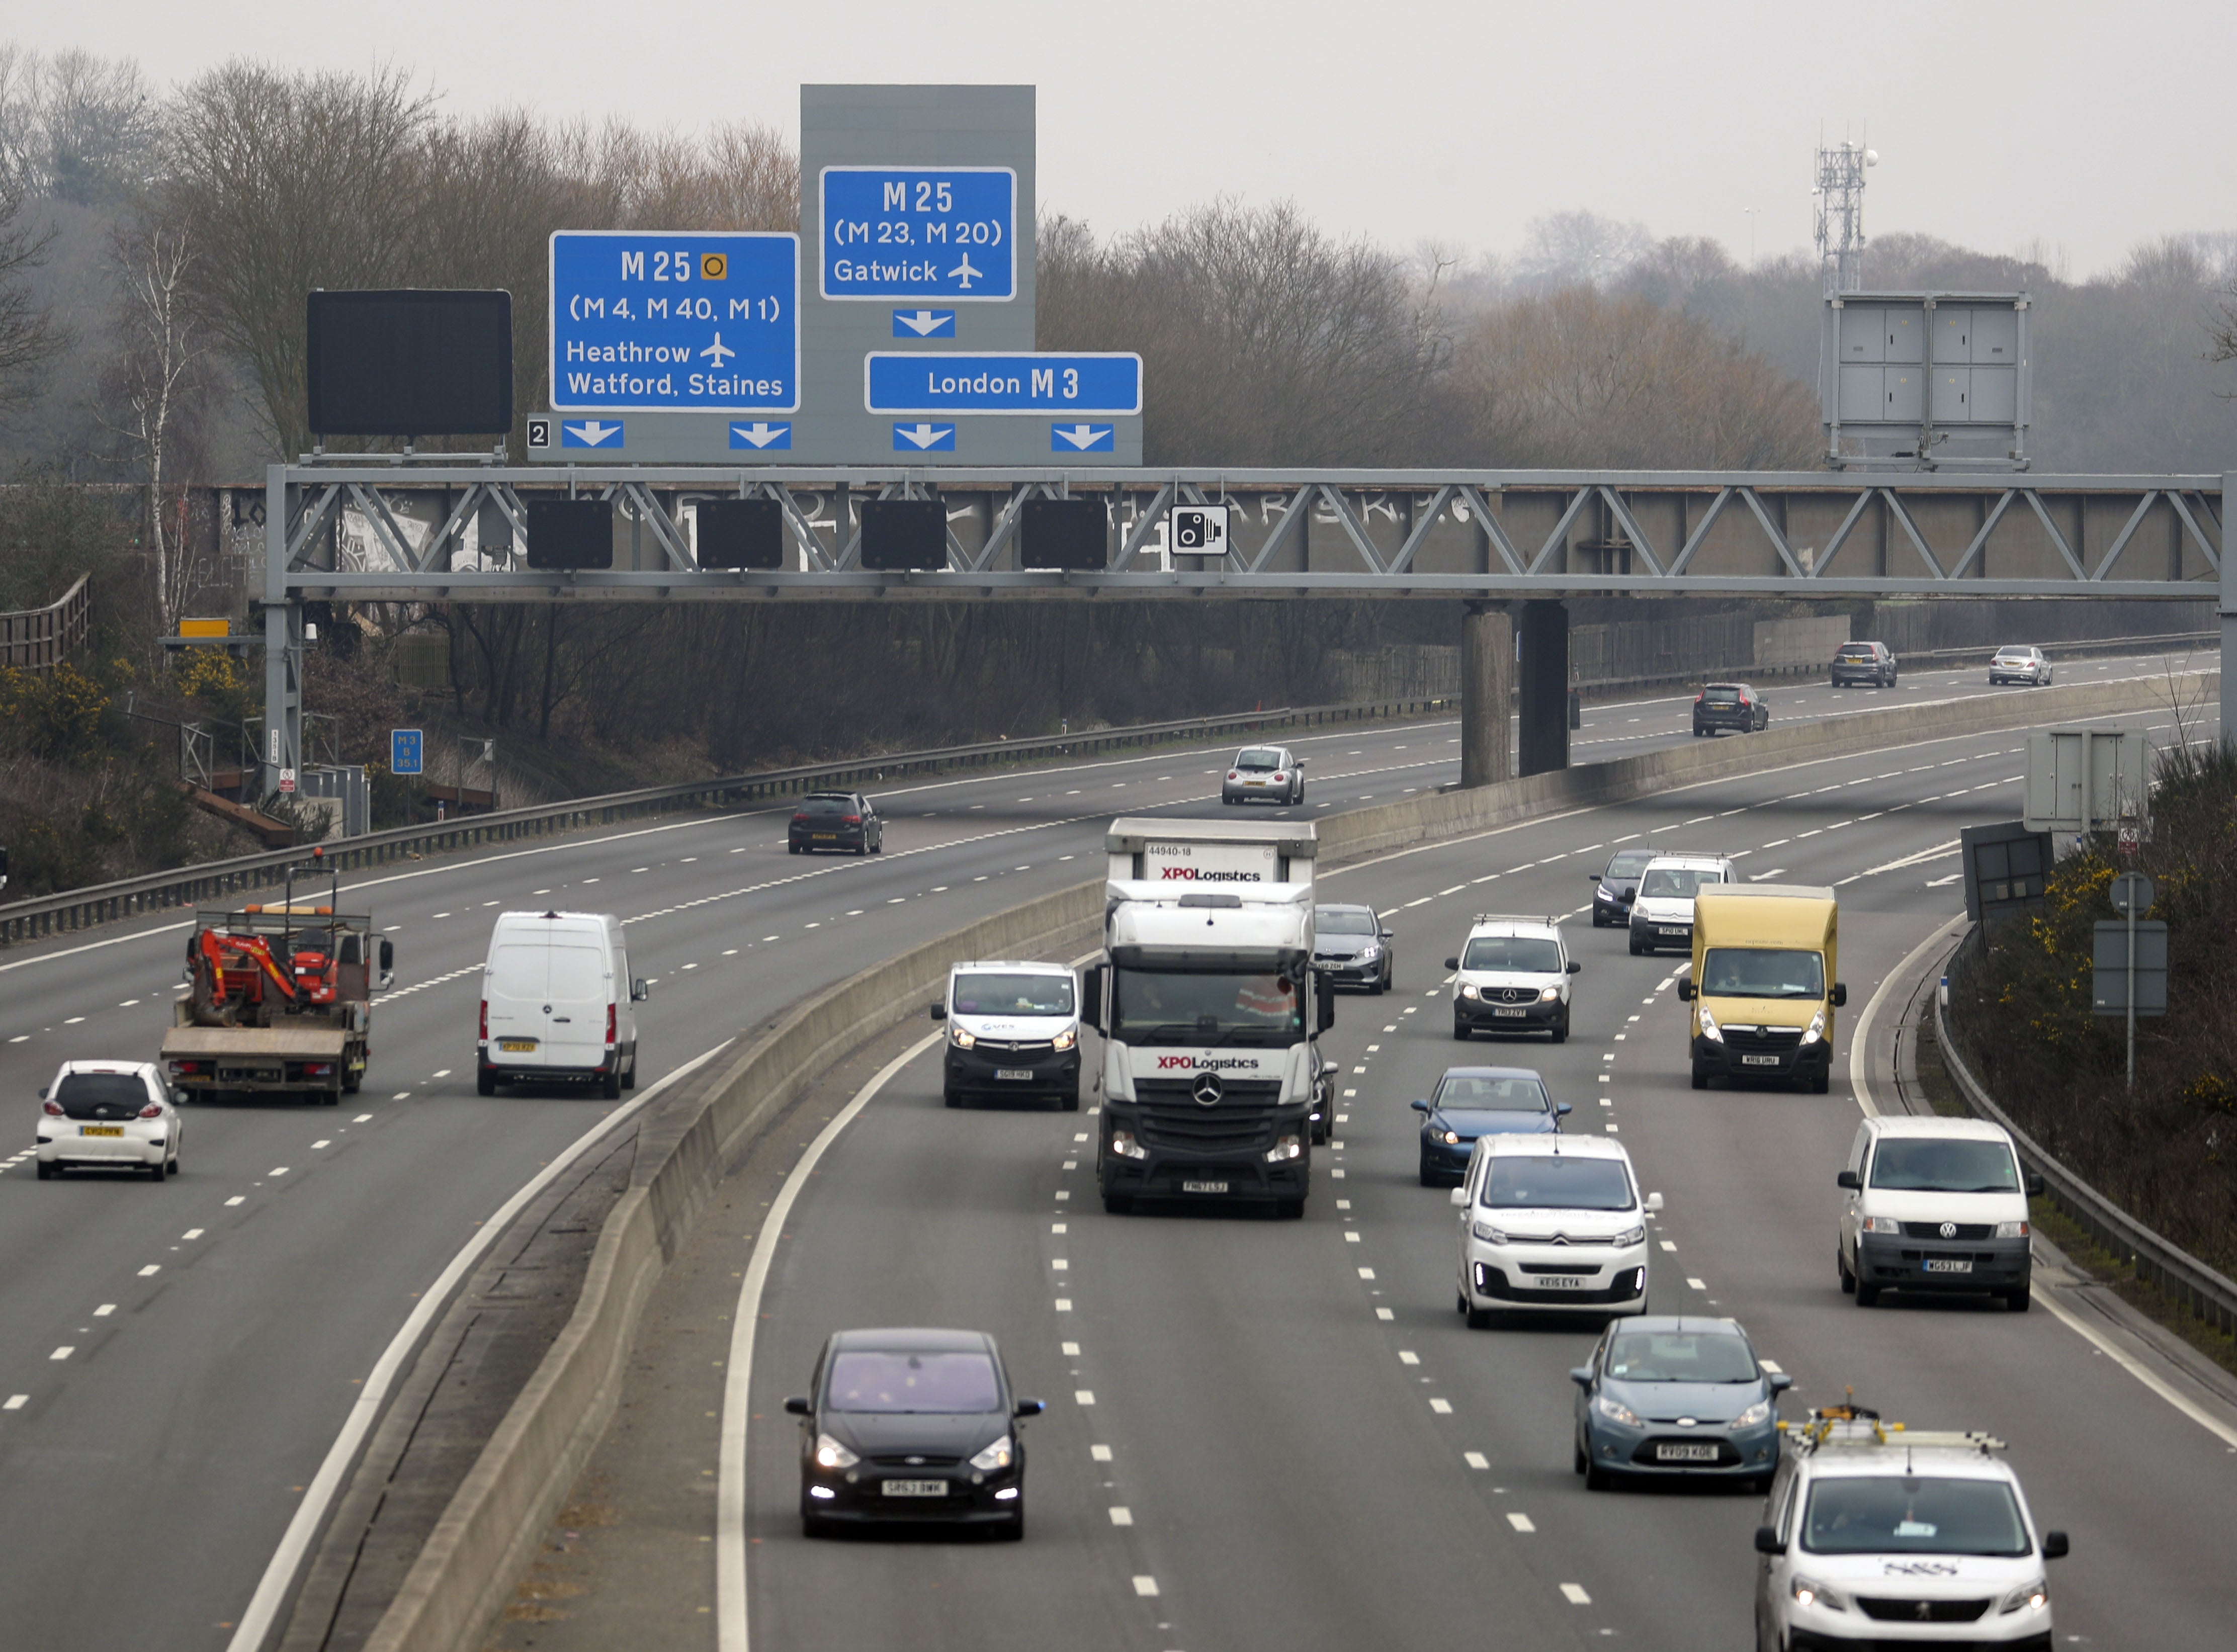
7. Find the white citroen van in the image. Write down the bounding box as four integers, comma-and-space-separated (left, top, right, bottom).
478, 911, 649, 1098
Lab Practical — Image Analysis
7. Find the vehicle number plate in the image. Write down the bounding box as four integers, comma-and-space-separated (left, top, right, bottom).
1658, 927, 1685, 936
813, 833, 835, 840
499, 1039, 538, 1053
1493, 1006, 1528, 1018
882, 1479, 947, 1498
1533, 1274, 1589, 1290
1655, 1442, 1720, 1462
1180, 1180, 1229, 1194
79, 1124, 124, 1137
1924, 1258, 1973, 1273
1741, 1054, 1780, 1067
995, 1068, 1034, 1081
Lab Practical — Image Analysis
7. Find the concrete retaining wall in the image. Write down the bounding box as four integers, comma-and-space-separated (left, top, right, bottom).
368, 664, 2216, 1652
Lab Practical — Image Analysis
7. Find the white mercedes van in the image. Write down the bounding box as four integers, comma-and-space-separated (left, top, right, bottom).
478, 911, 649, 1098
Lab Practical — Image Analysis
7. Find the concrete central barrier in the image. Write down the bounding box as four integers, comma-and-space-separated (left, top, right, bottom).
362, 665, 2215, 1652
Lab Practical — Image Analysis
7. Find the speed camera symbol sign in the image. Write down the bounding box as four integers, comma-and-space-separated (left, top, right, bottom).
1173, 506, 1229, 554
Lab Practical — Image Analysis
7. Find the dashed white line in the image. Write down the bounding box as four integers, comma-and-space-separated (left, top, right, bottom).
1464, 1450, 1490, 1469
1429, 1398, 1452, 1414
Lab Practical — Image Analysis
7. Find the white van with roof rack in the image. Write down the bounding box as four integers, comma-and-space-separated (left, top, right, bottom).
1754, 1402, 2068, 1650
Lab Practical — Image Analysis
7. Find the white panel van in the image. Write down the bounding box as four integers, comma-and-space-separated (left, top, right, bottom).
478, 911, 648, 1098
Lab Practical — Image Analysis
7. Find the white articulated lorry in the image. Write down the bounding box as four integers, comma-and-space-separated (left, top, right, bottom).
1085, 818, 1334, 1218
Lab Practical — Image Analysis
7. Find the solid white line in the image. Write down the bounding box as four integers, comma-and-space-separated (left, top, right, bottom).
221, 1040, 729, 1652
1847, 915, 1969, 1118
717, 1027, 944, 1652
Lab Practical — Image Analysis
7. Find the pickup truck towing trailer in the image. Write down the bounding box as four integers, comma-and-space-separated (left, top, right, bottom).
160, 855, 394, 1105
1088, 819, 1333, 1216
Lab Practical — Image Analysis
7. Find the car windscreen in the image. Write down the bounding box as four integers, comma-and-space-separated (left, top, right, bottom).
1316, 908, 1378, 935
1801, 1476, 2030, 1557
1869, 1137, 2021, 1193
1460, 936, 1562, 973
1604, 1331, 1757, 1383
1639, 866, 1719, 899
1701, 687, 1742, 703
800, 797, 849, 814
1435, 1075, 1550, 1112
1111, 968, 1303, 1045
1603, 851, 1654, 879
1700, 947, 1825, 1000
825, 1350, 1001, 1414
1235, 748, 1282, 770
953, 972, 1075, 1016
53, 1073, 153, 1119
1478, 1155, 1634, 1210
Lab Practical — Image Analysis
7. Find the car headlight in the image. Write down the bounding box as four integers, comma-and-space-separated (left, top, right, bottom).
1613, 1224, 1646, 1247
813, 1433, 858, 1469
1696, 1004, 1722, 1042
1539, 985, 1562, 1002
1471, 1219, 1508, 1244
1791, 1576, 1848, 1612
1265, 1133, 1302, 1162
1799, 1007, 1827, 1047
1999, 1579, 2049, 1615
1109, 1129, 1147, 1160
1593, 1395, 1642, 1427
1731, 1398, 1774, 1429
1860, 1214, 1903, 1234
969, 1435, 1014, 1472
1597, 884, 1614, 902
1051, 1028, 1076, 1052
1994, 1220, 2030, 1238
950, 1026, 977, 1050
1438, 1129, 1461, 1145
1358, 942, 1381, 962
1459, 983, 1480, 999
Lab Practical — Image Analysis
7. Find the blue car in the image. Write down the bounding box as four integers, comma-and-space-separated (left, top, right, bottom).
1570, 1316, 1789, 1493
1413, 1066, 1568, 1186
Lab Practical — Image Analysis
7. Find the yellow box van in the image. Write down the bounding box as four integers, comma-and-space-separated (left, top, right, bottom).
1678, 886, 1847, 1093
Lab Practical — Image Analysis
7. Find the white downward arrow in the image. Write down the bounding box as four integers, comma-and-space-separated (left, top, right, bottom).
732, 423, 788, 448
896, 423, 952, 449
567, 421, 622, 446
1054, 424, 1105, 450
896, 310, 948, 336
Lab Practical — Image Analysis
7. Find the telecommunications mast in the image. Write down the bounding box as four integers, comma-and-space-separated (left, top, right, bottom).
1814, 136, 1876, 295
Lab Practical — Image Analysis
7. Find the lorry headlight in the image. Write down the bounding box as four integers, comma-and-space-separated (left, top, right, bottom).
1265, 1134, 1302, 1162
1696, 1005, 1722, 1042
950, 1027, 977, 1049
1800, 1007, 1827, 1047
1051, 1028, 1076, 1052
1109, 1130, 1147, 1160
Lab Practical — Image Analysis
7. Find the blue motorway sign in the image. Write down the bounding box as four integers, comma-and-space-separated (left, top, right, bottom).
866, 353, 1142, 417
1052, 422, 1115, 453
820, 168, 1015, 302
893, 422, 958, 452
390, 729, 423, 776
550, 231, 799, 413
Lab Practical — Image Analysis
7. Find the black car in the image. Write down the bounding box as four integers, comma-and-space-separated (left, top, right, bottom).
1691, 682, 1767, 736
1830, 640, 1898, 688
1313, 903, 1394, 993
1586, 848, 1655, 927
786, 1328, 1044, 1539
789, 791, 883, 855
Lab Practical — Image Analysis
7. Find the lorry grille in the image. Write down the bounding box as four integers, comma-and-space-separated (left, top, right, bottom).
1130, 1081, 1285, 1154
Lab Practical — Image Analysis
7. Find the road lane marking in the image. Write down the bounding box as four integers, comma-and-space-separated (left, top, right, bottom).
50, 1347, 72, 1360
1464, 1451, 1489, 1469
2, 1395, 24, 1409
1133, 1576, 1160, 1597
1561, 1584, 1592, 1605
1075, 1390, 1096, 1405
1091, 1444, 1112, 1461
1109, 1507, 1133, 1525
1399, 1351, 1419, 1365
94, 1305, 115, 1317
1055, 1299, 1073, 1312
1429, 1398, 1452, 1413
1507, 1513, 1536, 1532
138, 1265, 159, 1276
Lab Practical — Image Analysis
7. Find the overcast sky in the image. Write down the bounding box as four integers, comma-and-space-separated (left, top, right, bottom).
19, 1, 2232, 277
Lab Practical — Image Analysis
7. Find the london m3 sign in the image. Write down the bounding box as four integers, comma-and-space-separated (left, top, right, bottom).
819, 167, 1017, 302
549, 230, 800, 413
865, 351, 1143, 416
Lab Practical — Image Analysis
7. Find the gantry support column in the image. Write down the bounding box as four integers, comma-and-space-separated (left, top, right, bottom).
262, 463, 304, 800
2223, 471, 2235, 750
1459, 600, 1513, 789
1516, 599, 1571, 778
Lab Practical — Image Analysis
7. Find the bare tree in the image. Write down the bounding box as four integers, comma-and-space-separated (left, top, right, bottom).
100, 216, 211, 634
0, 173, 56, 417
1516, 210, 1652, 291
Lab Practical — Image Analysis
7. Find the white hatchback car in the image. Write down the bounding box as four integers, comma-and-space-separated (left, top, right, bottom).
1754, 1408, 2068, 1650
1628, 853, 1738, 957
1450, 1134, 1660, 1327
37, 1061, 184, 1180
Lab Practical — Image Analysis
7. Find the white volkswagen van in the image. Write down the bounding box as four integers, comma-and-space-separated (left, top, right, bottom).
478, 911, 649, 1098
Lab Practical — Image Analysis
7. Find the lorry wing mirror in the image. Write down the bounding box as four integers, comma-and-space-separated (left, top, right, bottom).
929, 1002, 946, 1020
631, 978, 651, 1003
1831, 983, 1848, 1008
1443, 957, 1459, 971
1083, 964, 1107, 1034
1836, 1169, 1860, 1190
1448, 1187, 1468, 1208
1677, 980, 1694, 1001
379, 937, 394, 972
1316, 976, 1336, 1034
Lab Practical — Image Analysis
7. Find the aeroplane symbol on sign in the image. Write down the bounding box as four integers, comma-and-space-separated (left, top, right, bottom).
700, 333, 736, 367
948, 254, 984, 290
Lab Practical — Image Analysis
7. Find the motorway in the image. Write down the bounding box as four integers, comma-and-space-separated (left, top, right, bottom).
0, 643, 2218, 1649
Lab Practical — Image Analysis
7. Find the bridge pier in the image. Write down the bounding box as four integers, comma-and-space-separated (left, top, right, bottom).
1459, 600, 1513, 788
1517, 599, 1571, 778
2224, 470, 2235, 751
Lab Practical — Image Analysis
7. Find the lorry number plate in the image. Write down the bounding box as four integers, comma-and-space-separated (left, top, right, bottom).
1181, 1180, 1229, 1194
1740, 1054, 1780, 1066
80, 1124, 124, 1137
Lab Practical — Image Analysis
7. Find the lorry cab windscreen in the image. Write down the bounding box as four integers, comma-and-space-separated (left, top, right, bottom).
1699, 948, 1825, 999
1460, 936, 1563, 973
1112, 969, 1302, 1044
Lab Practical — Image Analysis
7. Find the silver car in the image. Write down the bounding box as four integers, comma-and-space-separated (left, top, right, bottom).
37, 1061, 185, 1180
1220, 745, 1305, 806
1988, 645, 2052, 686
